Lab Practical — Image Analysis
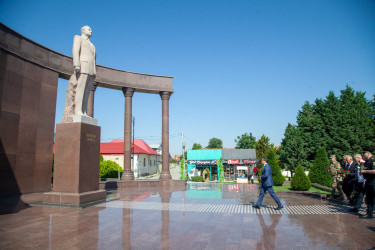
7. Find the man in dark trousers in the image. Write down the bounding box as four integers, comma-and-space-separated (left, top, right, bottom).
344, 155, 356, 204
359, 151, 375, 219
253, 158, 283, 210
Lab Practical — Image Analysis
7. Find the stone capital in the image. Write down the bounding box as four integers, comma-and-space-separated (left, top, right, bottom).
160, 91, 172, 100
122, 87, 135, 97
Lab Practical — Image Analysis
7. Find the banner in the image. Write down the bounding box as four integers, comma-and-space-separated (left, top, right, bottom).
243, 160, 257, 164
187, 160, 217, 165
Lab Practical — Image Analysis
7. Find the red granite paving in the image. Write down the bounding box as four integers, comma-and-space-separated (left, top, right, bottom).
0, 183, 374, 249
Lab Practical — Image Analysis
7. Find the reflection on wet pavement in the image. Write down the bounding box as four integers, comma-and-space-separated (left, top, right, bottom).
0, 183, 374, 249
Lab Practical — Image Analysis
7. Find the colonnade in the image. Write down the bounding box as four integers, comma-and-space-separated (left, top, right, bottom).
88, 87, 172, 181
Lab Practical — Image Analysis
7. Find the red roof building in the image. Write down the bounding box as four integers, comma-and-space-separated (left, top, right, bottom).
100, 139, 158, 156
100, 139, 159, 177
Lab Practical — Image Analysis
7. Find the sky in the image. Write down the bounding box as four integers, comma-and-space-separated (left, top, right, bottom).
1, 0, 374, 157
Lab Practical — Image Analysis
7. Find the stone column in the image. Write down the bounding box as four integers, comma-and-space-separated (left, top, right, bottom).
87, 82, 97, 118
122, 87, 135, 180
159, 92, 172, 180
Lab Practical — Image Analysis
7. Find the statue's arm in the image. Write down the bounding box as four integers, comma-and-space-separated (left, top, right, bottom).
72, 35, 81, 72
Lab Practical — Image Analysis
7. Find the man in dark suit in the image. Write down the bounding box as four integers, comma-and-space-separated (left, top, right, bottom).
344, 155, 356, 203
253, 158, 283, 210
342, 155, 355, 203
360, 151, 375, 219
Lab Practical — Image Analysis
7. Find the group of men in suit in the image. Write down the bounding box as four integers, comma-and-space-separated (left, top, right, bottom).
347, 151, 375, 219
330, 152, 375, 219
252, 152, 375, 219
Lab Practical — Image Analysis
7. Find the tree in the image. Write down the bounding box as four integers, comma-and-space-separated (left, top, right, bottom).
255, 134, 274, 168
266, 148, 284, 186
192, 143, 202, 150
280, 86, 375, 171
279, 124, 308, 175
235, 132, 256, 149
295, 101, 322, 169
308, 146, 332, 187
207, 137, 223, 149
291, 164, 311, 191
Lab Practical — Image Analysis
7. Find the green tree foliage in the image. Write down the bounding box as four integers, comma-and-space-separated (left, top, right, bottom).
280, 86, 375, 170
207, 137, 223, 149
100, 154, 104, 162
309, 147, 332, 187
217, 158, 224, 182
266, 148, 284, 186
235, 132, 256, 149
279, 124, 308, 175
179, 158, 188, 180
255, 134, 274, 168
100, 160, 124, 178
192, 143, 202, 150
291, 164, 311, 191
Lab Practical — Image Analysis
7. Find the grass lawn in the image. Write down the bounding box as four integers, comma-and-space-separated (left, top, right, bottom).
273, 184, 330, 194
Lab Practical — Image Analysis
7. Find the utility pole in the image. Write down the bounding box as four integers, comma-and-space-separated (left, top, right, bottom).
181, 133, 186, 179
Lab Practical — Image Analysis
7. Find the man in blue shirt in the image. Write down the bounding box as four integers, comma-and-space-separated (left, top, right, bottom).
253, 158, 283, 210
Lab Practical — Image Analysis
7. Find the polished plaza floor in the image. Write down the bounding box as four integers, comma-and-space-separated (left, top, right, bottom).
1, 183, 375, 249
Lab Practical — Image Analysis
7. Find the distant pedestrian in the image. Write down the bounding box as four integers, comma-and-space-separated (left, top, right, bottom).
253, 158, 283, 210
359, 151, 375, 219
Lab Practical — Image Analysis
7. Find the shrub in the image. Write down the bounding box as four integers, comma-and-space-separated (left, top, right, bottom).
267, 148, 285, 186
291, 164, 311, 191
100, 154, 104, 162
191, 176, 203, 182
309, 147, 332, 187
100, 160, 123, 178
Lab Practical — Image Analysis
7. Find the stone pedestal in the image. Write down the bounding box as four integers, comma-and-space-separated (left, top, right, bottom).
44, 122, 105, 206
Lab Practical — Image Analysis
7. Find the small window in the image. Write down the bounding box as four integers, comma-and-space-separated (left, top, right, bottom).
144, 158, 146, 166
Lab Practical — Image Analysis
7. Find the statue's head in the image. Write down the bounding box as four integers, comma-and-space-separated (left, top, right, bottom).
81, 26, 92, 38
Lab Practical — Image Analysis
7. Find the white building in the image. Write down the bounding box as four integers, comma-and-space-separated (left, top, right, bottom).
100, 139, 158, 178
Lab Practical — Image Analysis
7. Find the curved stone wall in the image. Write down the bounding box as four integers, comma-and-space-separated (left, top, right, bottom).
0, 23, 174, 195
0, 23, 173, 94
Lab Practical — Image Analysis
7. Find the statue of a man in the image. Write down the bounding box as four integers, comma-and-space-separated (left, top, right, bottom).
73, 25, 96, 116
62, 25, 96, 123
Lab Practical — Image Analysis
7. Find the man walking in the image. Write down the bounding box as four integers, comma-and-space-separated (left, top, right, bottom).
253, 158, 283, 210
359, 151, 375, 219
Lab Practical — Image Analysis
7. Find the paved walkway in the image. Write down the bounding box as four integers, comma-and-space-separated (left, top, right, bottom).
1, 183, 374, 249
137, 164, 181, 180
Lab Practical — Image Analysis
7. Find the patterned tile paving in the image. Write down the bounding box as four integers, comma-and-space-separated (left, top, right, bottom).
96, 200, 358, 215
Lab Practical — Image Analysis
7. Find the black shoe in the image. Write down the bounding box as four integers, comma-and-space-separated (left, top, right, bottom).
274, 205, 283, 210
349, 208, 358, 213
252, 205, 260, 209
359, 214, 373, 219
